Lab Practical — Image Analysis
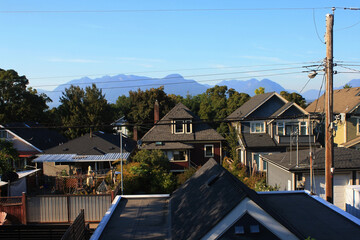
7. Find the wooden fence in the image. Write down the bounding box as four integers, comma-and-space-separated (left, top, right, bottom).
61, 209, 88, 240
0, 193, 26, 224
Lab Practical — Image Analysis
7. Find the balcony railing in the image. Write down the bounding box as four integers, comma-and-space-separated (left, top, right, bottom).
274, 134, 316, 144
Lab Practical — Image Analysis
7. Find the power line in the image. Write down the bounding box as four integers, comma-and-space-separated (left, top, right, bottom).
38, 71, 305, 93
0, 7, 335, 14
313, 9, 325, 44
30, 66, 310, 88
29, 61, 321, 81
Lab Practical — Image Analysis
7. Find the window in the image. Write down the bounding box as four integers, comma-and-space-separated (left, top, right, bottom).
357, 118, 360, 135
204, 145, 214, 157
185, 120, 192, 133
250, 122, 265, 133
0, 130, 8, 139
253, 154, 260, 170
277, 122, 284, 135
175, 120, 184, 133
173, 151, 186, 161
300, 122, 307, 135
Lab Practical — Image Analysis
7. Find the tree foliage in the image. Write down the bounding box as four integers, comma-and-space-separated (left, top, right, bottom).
280, 91, 307, 108
119, 149, 177, 194
343, 83, 352, 89
254, 87, 265, 95
58, 84, 112, 139
0, 69, 50, 124
0, 140, 18, 174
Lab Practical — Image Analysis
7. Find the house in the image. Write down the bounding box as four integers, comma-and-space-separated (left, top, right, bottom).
139, 102, 225, 171
0, 169, 40, 196
260, 147, 360, 210
0, 122, 67, 169
90, 159, 360, 240
33, 131, 136, 177
306, 87, 360, 149
226, 92, 317, 172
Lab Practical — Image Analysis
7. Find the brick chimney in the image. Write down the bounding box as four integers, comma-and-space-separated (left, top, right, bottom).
154, 100, 159, 124
133, 126, 138, 142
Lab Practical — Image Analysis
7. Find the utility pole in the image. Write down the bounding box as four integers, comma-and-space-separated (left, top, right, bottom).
325, 13, 334, 203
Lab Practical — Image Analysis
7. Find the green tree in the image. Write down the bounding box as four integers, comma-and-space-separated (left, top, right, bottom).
280, 91, 307, 108
0, 69, 50, 123
58, 84, 112, 139
120, 149, 177, 194
254, 87, 265, 95
0, 140, 18, 174
227, 89, 250, 115
343, 83, 352, 89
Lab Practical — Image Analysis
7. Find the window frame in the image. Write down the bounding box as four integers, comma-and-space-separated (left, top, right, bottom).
357, 118, 360, 135
174, 120, 184, 134
0, 130, 8, 139
185, 120, 192, 134
250, 121, 265, 133
299, 121, 308, 135
204, 144, 214, 158
277, 122, 285, 136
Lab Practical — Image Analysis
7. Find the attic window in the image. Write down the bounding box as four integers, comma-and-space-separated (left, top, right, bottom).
0, 130, 8, 139
250, 225, 260, 233
155, 141, 163, 146
234, 226, 245, 235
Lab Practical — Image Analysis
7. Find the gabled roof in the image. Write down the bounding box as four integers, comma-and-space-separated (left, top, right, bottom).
339, 136, 360, 148
1, 122, 67, 151
261, 147, 360, 171
270, 102, 308, 118
170, 159, 301, 239
306, 87, 360, 114
141, 103, 224, 142
43, 132, 136, 155
227, 92, 276, 120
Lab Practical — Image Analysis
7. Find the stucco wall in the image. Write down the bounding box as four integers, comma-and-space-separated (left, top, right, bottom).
347, 116, 358, 142
334, 120, 346, 145
43, 162, 70, 177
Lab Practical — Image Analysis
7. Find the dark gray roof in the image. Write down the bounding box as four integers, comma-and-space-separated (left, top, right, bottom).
227, 92, 275, 120
261, 147, 360, 171
141, 103, 224, 142
99, 197, 170, 240
241, 133, 277, 148
269, 102, 298, 118
170, 158, 300, 240
261, 192, 360, 240
44, 132, 136, 155
141, 142, 194, 150
2, 122, 67, 151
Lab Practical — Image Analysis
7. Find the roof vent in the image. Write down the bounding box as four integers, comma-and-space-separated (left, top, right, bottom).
206, 174, 220, 187
63, 148, 69, 151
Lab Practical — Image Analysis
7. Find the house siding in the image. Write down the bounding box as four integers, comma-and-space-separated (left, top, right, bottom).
267, 163, 292, 190
43, 162, 70, 177
190, 142, 221, 167
347, 116, 358, 142
335, 120, 346, 145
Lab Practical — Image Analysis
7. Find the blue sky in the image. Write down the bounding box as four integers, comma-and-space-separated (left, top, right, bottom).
1, 0, 360, 92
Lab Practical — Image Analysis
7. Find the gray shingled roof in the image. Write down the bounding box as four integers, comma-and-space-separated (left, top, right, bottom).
226, 92, 275, 120
141, 103, 224, 142
269, 102, 295, 118
44, 132, 136, 155
261, 147, 360, 171
2, 122, 67, 151
241, 133, 277, 148
261, 192, 360, 240
306, 87, 360, 114
141, 142, 194, 150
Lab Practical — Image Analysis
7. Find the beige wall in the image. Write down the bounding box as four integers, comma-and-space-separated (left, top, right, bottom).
43, 162, 70, 177
334, 119, 346, 145
347, 116, 358, 143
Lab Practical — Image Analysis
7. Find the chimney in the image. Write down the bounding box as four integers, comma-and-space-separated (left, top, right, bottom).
154, 100, 159, 124
133, 126, 138, 142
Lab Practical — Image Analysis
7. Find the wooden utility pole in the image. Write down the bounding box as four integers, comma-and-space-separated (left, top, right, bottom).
325, 13, 334, 203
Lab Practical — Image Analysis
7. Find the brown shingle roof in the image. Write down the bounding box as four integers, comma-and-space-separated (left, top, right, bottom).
141, 142, 194, 150
141, 103, 224, 142
306, 87, 360, 114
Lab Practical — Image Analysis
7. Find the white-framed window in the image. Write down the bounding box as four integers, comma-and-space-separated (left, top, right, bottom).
185, 120, 192, 134
0, 130, 8, 139
175, 120, 184, 133
252, 153, 267, 171
204, 144, 214, 157
250, 122, 265, 133
277, 122, 285, 135
300, 121, 307, 135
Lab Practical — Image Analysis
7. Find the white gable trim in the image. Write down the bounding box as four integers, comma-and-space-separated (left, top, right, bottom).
201, 197, 298, 240
0, 125, 43, 153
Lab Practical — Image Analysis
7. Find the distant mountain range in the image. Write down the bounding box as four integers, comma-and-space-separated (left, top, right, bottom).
39, 74, 360, 108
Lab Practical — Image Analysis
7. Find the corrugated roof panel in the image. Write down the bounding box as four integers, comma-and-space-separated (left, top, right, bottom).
33, 153, 130, 163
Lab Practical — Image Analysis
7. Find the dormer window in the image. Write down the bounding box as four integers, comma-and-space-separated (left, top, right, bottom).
250, 122, 265, 133
175, 120, 184, 133
173, 120, 192, 134
0, 130, 8, 139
